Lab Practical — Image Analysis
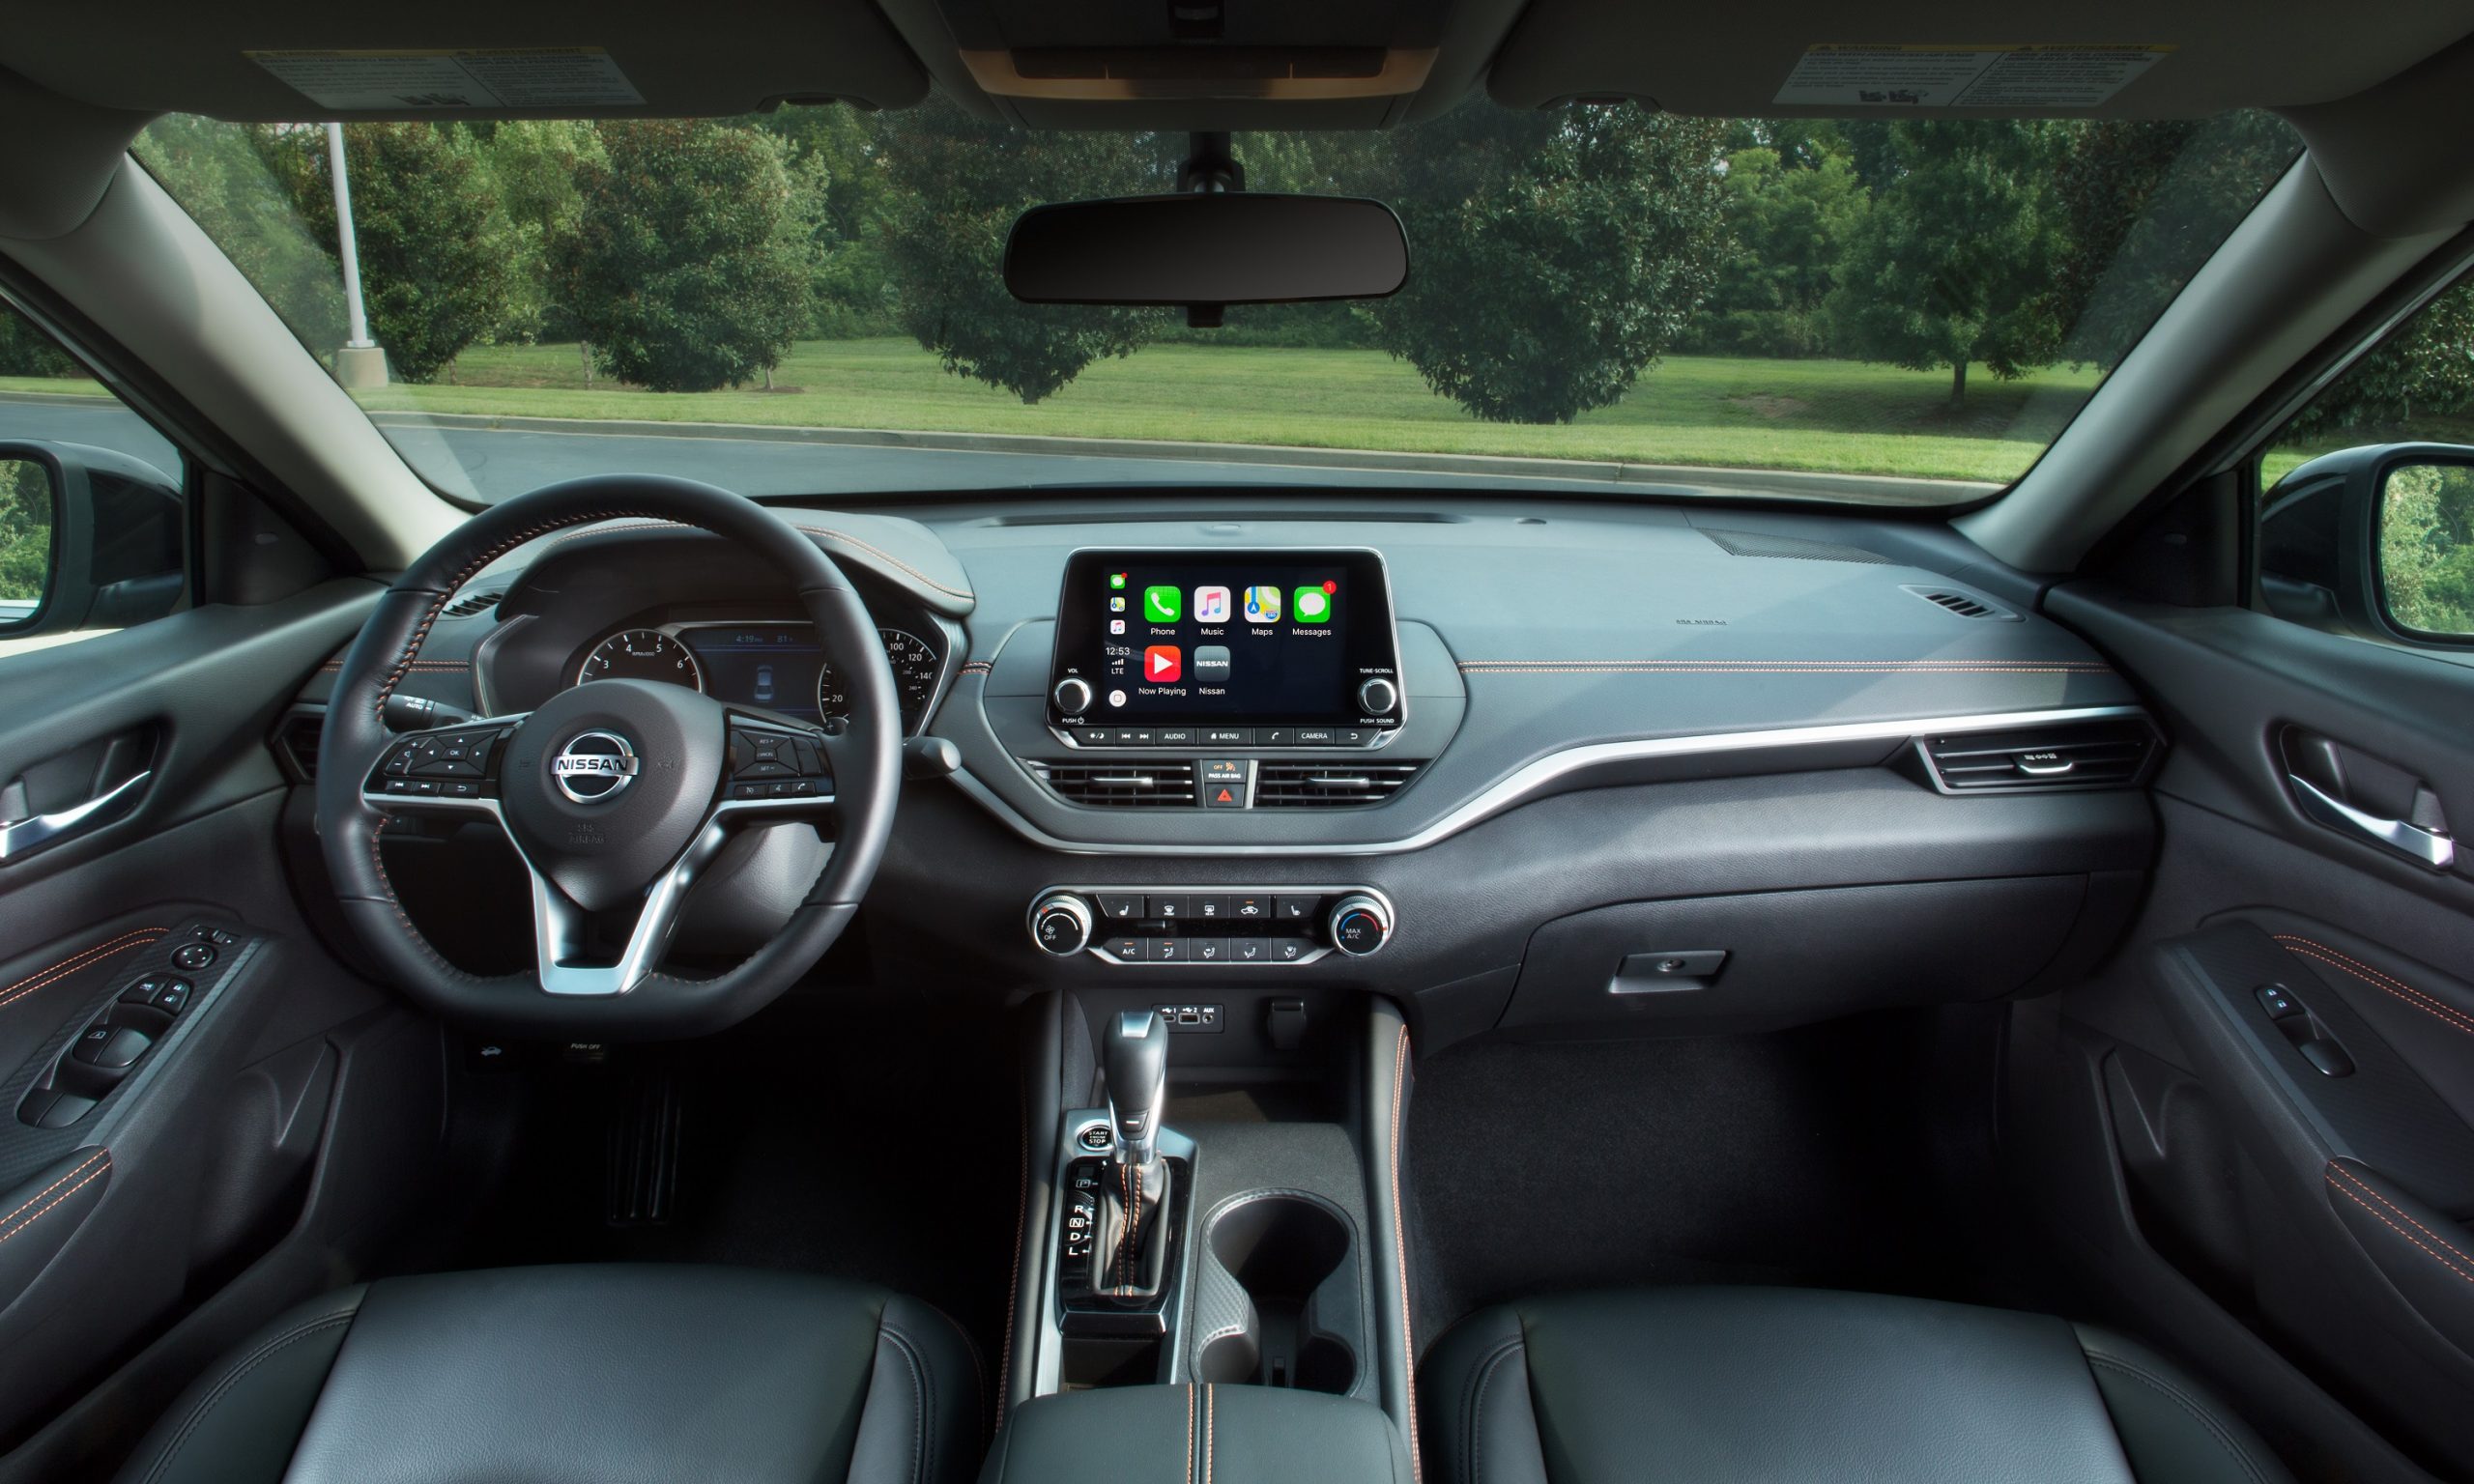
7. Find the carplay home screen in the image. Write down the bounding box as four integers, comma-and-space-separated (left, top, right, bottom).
1083, 560, 1351, 721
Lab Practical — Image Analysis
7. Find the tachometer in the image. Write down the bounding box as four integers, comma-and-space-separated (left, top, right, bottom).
577, 629, 705, 691
816, 628, 941, 722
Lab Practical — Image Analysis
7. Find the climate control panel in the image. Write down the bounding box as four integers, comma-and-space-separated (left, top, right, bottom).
1025, 886, 1393, 966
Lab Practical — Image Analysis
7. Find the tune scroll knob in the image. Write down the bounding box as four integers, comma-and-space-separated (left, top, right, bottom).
1052, 677, 1094, 717
1028, 894, 1095, 956
1356, 676, 1399, 716
1328, 894, 1393, 957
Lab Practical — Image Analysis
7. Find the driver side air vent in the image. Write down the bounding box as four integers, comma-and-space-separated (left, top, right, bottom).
1253, 760, 1424, 807
1915, 719, 2161, 794
1029, 759, 1198, 807
273, 709, 324, 783
442, 588, 505, 619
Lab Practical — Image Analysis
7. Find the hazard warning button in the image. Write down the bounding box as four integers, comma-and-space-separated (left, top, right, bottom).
1200, 758, 1250, 809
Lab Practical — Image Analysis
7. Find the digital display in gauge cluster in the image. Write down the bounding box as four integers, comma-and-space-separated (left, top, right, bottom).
575, 623, 940, 726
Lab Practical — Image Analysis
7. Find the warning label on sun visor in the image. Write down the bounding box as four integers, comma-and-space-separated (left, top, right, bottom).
1773, 44, 2172, 108
246, 48, 646, 111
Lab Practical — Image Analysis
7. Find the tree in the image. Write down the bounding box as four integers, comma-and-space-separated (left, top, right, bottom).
2287, 279, 2474, 440
2378, 462, 2474, 635
133, 116, 346, 354
269, 123, 516, 383
755, 104, 899, 335
554, 121, 820, 393
878, 100, 1166, 403
2048, 112, 2298, 368
0, 456, 48, 604
1366, 104, 1729, 424
1826, 121, 2067, 404
472, 121, 607, 345
1687, 139, 1868, 357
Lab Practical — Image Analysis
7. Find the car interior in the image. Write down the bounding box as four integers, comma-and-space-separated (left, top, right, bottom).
7, 3, 2474, 1482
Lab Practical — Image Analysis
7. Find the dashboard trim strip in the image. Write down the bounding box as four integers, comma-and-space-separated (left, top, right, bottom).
944, 703, 2154, 857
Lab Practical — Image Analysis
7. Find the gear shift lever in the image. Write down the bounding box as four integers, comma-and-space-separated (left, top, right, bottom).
1102, 1009, 1169, 1166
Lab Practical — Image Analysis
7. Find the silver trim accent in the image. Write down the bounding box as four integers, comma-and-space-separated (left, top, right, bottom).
2290, 774, 2457, 870
0, 769, 150, 862
552, 730, 639, 804
1027, 892, 1096, 956
952, 705, 2154, 857
1043, 884, 1395, 966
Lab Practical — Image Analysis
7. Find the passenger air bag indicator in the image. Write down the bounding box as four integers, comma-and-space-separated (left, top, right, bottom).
1201, 758, 1249, 809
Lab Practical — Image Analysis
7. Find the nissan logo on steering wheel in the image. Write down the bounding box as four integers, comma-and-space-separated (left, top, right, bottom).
552, 731, 640, 804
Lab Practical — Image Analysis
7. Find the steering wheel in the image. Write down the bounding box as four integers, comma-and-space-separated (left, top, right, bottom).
314, 475, 902, 1039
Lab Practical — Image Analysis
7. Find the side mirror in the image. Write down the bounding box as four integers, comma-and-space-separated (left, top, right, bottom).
0, 440, 184, 639
2258, 442, 2474, 642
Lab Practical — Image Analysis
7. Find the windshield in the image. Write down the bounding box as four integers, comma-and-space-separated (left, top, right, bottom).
101, 105, 2297, 507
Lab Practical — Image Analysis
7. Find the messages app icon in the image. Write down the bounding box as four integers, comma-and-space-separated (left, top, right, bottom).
1242, 586, 1281, 623
1142, 585, 1181, 623
1292, 584, 1336, 624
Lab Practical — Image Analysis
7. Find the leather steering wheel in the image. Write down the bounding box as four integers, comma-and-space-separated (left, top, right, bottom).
315, 475, 903, 1039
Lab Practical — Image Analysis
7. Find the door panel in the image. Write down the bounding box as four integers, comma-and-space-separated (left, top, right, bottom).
2037, 582, 2474, 1481
0, 585, 451, 1473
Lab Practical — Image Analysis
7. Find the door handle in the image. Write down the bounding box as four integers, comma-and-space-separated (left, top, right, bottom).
0, 770, 150, 863
2288, 774, 2457, 870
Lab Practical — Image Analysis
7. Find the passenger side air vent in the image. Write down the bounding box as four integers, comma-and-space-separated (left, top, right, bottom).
1028, 759, 1198, 807
273, 710, 324, 782
1916, 720, 2160, 793
1253, 760, 1425, 807
1902, 585, 2021, 621
442, 588, 505, 619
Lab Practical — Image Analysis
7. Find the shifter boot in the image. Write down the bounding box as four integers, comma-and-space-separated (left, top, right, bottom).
1096, 1156, 1172, 1299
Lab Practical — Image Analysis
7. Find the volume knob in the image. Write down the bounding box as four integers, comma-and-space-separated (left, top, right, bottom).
1328, 894, 1392, 957
1052, 677, 1094, 716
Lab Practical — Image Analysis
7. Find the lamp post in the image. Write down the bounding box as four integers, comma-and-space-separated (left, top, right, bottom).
325, 122, 388, 388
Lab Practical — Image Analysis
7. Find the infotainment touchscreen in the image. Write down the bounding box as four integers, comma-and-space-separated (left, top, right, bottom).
1047, 549, 1404, 742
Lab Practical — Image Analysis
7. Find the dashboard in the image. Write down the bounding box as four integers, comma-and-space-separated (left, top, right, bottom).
304, 497, 2162, 1050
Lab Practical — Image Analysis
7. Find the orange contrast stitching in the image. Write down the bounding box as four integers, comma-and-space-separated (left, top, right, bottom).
2276, 936, 2474, 1039
1391, 1024, 1422, 1484
2327, 1162, 2474, 1273
0, 1153, 109, 1245
995, 1115, 1025, 1438
0, 1151, 107, 1230
1185, 1383, 1196, 1484
2327, 1169, 2474, 1287
0, 930, 168, 1013
1204, 1383, 1216, 1484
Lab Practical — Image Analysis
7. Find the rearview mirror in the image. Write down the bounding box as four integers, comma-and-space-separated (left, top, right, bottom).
1005, 193, 1408, 318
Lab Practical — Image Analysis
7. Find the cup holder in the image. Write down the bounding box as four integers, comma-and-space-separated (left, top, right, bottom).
1195, 1194, 1357, 1393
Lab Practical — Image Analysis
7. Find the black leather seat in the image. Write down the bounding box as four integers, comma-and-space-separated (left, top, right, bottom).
1424, 1287, 2290, 1484
116, 1265, 980, 1484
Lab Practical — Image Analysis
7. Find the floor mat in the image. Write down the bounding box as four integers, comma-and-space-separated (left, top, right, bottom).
1404, 1005, 2064, 1346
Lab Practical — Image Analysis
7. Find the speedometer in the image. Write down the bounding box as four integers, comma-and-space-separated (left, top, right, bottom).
817, 628, 941, 722
577, 629, 704, 691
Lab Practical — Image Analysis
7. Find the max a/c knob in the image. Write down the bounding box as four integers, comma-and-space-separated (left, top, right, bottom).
1356, 676, 1399, 716
1328, 894, 1392, 956
1052, 677, 1094, 716
1029, 894, 1094, 956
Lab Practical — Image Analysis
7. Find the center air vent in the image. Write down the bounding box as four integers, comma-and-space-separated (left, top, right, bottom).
1029, 759, 1197, 807
1916, 720, 2160, 794
1254, 760, 1424, 807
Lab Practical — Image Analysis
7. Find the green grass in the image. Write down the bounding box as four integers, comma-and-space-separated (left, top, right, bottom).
10, 340, 2120, 486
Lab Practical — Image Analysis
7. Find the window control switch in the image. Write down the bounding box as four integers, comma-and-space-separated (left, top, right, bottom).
71, 1024, 151, 1070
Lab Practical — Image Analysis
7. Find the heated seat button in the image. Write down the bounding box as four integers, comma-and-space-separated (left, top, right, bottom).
1097, 894, 1144, 922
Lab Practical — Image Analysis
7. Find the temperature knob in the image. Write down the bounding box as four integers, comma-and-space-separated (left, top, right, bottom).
1052, 677, 1094, 716
1028, 894, 1095, 956
1328, 894, 1393, 957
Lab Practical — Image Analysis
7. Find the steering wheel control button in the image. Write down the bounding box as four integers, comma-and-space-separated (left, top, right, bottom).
1357, 676, 1400, 716
170, 941, 216, 972
552, 730, 641, 804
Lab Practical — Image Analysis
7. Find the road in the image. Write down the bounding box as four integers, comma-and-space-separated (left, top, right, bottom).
2, 394, 1973, 506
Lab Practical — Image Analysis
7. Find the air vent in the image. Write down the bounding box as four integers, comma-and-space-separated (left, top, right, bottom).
1903, 584, 2020, 621
1253, 760, 1425, 807
1917, 720, 2160, 793
273, 710, 323, 782
1701, 528, 1895, 564
442, 588, 504, 619
1029, 759, 1197, 807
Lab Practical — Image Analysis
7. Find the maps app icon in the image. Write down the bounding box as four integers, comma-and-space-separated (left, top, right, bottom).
1242, 586, 1282, 623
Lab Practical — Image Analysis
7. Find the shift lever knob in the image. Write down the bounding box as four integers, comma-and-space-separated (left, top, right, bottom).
1102, 1010, 1169, 1165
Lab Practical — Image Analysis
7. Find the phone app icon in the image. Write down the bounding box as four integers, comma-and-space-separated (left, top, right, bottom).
1143, 645, 1182, 683
1242, 585, 1281, 623
1194, 585, 1231, 622
1142, 585, 1181, 623
1291, 583, 1337, 624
